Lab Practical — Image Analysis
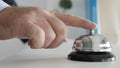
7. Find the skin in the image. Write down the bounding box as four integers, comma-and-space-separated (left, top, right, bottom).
0, 7, 96, 49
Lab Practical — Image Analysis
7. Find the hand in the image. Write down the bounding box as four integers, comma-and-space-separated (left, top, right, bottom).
0, 7, 96, 49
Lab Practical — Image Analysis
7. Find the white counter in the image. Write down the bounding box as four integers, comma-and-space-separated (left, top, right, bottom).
0, 40, 120, 68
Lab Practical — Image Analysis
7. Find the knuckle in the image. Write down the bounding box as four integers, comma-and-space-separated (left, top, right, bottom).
58, 26, 67, 36
30, 27, 45, 38
36, 29, 45, 37
23, 8, 40, 17
48, 32, 56, 40
45, 31, 56, 43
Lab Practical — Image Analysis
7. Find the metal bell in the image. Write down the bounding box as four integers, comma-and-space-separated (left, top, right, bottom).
73, 30, 111, 52
68, 30, 115, 62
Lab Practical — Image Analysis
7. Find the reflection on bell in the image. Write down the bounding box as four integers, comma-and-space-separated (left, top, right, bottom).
68, 30, 116, 62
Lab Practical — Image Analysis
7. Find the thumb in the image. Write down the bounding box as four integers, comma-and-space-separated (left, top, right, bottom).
21, 23, 45, 49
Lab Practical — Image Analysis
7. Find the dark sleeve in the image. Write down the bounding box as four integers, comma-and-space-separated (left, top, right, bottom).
2, 0, 17, 6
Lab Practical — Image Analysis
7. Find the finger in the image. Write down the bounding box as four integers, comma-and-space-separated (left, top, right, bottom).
33, 18, 56, 48
19, 22, 45, 49
53, 12, 96, 30
47, 15, 68, 48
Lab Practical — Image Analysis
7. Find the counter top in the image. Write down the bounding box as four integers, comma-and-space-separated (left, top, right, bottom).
0, 40, 120, 68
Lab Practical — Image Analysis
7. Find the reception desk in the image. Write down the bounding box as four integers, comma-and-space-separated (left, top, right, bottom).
0, 40, 120, 68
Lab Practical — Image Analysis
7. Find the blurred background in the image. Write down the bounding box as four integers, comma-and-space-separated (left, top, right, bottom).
0, 0, 120, 60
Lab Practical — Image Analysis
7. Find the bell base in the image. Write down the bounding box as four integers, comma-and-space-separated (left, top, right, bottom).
68, 51, 115, 62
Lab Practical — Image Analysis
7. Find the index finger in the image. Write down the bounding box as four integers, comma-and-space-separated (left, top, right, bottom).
53, 12, 96, 30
